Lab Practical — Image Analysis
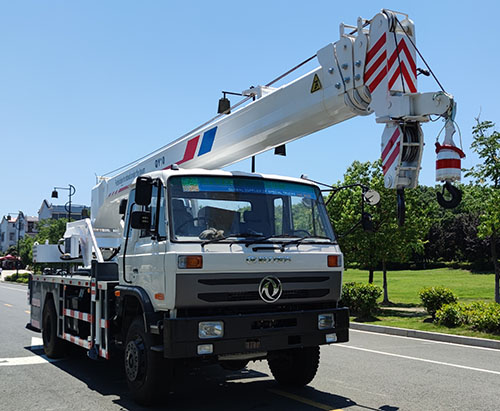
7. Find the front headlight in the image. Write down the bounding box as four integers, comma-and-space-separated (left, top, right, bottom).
199, 321, 224, 339
318, 313, 335, 330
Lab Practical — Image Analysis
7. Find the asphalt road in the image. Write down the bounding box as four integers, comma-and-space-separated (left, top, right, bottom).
1, 281, 500, 410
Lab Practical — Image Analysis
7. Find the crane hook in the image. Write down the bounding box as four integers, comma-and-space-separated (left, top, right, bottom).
436, 181, 462, 209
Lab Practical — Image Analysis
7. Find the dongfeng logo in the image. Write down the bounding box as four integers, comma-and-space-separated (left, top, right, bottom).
246, 256, 291, 264
258, 276, 283, 303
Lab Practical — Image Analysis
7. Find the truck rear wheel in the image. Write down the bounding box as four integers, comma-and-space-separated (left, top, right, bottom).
267, 346, 320, 387
42, 298, 66, 358
124, 316, 171, 405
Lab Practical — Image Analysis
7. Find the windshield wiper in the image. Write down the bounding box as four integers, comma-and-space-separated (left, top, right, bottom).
244, 234, 298, 248
201, 232, 267, 247
282, 235, 336, 248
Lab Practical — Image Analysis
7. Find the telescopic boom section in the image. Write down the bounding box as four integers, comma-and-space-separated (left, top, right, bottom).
91, 9, 460, 229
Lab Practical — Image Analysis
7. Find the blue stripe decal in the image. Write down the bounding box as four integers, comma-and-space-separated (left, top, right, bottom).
198, 127, 217, 156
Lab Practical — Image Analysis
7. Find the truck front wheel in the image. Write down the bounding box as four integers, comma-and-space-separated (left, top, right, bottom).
267, 346, 320, 387
124, 316, 170, 405
42, 299, 66, 358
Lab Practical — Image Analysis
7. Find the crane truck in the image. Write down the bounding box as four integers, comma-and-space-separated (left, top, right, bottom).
28, 9, 464, 405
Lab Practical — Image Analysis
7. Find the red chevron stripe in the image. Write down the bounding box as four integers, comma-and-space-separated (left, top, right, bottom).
364, 50, 387, 82
387, 39, 416, 75
366, 33, 386, 65
382, 128, 401, 162
388, 61, 416, 92
401, 62, 417, 93
383, 142, 401, 175
368, 66, 387, 92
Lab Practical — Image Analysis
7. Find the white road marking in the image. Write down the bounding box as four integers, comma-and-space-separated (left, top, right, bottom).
0, 337, 57, 367
338, 345, 500, 376
31, 336, 44, 350
0, 355, 58, 366
351, 328, 500, 352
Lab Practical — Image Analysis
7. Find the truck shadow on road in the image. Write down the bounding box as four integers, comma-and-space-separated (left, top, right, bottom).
30, 346, 399, 411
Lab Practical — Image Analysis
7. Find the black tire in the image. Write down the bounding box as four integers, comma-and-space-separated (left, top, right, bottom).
124, 316, 171, 405
220, 360, 249, 371
42, 298, 66, 358
268, 346, 320, 387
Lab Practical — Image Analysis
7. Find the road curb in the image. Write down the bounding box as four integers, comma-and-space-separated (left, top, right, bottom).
351, 322, 500, 350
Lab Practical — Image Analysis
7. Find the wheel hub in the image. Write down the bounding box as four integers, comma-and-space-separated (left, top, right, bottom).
125, 340, 141, 381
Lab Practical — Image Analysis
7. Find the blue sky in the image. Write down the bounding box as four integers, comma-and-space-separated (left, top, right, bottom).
0, 1, 498, 220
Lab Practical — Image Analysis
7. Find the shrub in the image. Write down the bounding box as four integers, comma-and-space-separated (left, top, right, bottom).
340, 282, 382, 318
435, 303, 464, 327
5, 273, 18, 282
465, 301, 500, 334
435, 301, 500, 334
419, 286, 458, 319
4, 272, 30, 284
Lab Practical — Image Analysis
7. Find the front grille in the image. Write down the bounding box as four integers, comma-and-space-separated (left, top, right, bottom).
198, 276, 329, 286
176, 270, 341, 309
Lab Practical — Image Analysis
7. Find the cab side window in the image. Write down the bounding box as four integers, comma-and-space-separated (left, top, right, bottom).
139, 182, 167, 239
150, 183, 167, 239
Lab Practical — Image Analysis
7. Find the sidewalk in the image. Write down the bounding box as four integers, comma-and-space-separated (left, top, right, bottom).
0, 269, 32, 282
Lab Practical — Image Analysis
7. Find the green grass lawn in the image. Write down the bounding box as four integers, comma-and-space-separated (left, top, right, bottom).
344, 268, 496, 305
344, 267, 500, 340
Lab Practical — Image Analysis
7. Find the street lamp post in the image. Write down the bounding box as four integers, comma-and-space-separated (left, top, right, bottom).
52, 184, 76, 221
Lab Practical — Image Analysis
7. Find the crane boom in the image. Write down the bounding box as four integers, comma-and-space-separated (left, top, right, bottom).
91, 9, 460, 230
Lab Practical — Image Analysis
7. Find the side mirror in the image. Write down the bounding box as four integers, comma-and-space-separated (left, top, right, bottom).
135, 176, 153, 206
131, 211, 151, 230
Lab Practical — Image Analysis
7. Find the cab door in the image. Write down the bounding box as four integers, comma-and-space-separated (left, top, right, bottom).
126, 182, 168, 310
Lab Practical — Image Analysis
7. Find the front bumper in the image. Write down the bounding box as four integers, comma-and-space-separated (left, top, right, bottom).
163, 307, 349, 358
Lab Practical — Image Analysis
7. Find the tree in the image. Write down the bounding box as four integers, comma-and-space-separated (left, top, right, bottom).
327, 160, 431, 303
18, 236, 35, 267
35, 218, 68, 245
464, 119, 500, 303
423, 184, 490, 266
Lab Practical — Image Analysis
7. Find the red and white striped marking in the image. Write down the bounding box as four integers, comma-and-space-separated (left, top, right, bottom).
365, 33, 388, 92
64, 308, 93, 323
100, 319, 109, 329
99, 348, 109, 359
435, 143, 465, 181
382, 127, 401, 175
91, 278, 96, 302
62, 333, 93, 349
364, 33, 416, 93
387, 38, 416, 92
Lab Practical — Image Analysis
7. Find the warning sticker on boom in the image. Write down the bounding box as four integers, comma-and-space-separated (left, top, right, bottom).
310, 74, 322, 93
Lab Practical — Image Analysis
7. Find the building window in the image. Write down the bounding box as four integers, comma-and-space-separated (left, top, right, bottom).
9, 232, 14, 241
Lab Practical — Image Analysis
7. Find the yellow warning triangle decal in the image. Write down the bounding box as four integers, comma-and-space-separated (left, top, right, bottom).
310, 73, 322, 93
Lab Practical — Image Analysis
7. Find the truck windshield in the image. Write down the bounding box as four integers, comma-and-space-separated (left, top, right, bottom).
168, 175, 335, 243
